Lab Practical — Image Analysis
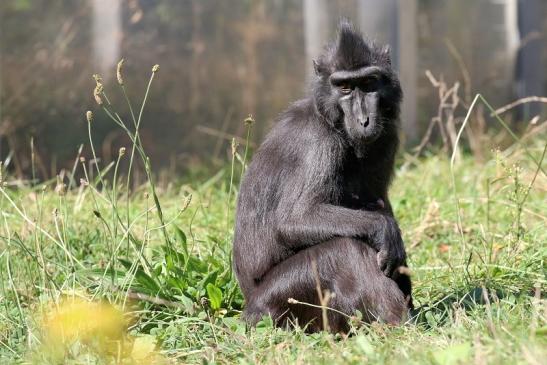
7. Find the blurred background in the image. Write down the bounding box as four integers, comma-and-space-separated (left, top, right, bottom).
1, 0, 546, 180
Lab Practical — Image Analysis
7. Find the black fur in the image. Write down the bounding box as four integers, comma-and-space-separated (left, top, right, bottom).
233, 20, 412, 333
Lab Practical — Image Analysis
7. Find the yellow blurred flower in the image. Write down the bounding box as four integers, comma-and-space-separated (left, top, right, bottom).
44, 298, 125, 354
30, 296, 168, 363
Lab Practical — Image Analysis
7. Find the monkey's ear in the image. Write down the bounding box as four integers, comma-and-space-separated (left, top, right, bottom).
313, 59, 321, 75
382, 45, 392, 66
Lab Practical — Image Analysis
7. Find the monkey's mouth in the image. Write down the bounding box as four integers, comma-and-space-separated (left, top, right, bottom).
361, 128, 382, 144
345, 122, 382, 145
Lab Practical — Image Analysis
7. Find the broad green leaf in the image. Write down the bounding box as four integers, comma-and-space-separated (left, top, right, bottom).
200, 269, 219, 289
166, 275, 187, 292
119, 258, 161, 295
206, 283, 223, 310
173, 225, 188, 256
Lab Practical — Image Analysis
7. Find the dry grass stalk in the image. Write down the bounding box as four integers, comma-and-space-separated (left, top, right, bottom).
413, 71, 461, 159
490, 96, 547, 117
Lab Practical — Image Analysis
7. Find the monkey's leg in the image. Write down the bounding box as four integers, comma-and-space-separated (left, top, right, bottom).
244, 238, 410, 332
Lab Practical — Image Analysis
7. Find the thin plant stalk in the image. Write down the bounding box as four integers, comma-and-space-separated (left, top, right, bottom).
30, 137, 36, 187
450, 93, 547, 280
121, 82, 139, 255
99, 67, 171, 248
0, 186, 85, 269
226, 139, 238, 235
87, 117, 106, 190
112, 149, 125, 242
240, 117, 254, 181
68, 144, 84, 190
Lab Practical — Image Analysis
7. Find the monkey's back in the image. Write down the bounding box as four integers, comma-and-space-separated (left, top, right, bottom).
233, 98, 325, 297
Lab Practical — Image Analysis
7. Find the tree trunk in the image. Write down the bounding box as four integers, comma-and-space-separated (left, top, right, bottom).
358, 0, 399, 66
303, 0, 329, 81
92, 0, 121, 79
398, 0, 417, 144
515, 0, 544, 120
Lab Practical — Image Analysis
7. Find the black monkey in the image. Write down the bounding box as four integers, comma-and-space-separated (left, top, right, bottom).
233, 20, 412, 333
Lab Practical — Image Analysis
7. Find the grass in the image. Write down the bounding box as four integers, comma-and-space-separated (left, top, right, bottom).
0, 64, 545, 364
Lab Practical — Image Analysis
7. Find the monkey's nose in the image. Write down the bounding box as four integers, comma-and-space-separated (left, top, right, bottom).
362, 116, 370, 128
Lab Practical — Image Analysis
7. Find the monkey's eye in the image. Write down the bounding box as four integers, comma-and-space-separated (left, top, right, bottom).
339, 84, 353, 94
361, 77, 379, 91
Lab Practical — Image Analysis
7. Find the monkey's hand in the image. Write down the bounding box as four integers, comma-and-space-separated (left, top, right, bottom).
372, 215, 406, 277
364, 198, 385, 211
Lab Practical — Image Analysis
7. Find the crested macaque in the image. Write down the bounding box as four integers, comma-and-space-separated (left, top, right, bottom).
233, 20, 412, 333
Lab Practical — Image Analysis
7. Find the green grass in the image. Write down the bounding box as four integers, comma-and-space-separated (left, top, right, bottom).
0, 65, 545, 364
1, 146, 545, 364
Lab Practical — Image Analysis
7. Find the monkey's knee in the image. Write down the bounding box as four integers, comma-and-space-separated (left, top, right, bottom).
367, 278, 409, 325
243, 300, 270, 325
243, 293, 285, 326
328, 241, 409, 325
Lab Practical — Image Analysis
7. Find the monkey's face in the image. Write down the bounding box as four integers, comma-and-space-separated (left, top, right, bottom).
331, 66, 399, 145
312, 21, 402, 147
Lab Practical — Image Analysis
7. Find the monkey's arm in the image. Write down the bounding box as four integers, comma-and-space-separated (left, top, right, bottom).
276, 203, 406, 277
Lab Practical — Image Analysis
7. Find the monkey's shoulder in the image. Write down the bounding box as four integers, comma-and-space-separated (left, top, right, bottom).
268, 99, 336, 146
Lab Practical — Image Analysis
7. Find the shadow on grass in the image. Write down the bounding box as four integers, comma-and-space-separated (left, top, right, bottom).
409, 286, 534, 328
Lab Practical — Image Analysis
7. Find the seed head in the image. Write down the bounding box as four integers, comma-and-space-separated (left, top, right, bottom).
93, 84, 104, 105
231, 138, 239, 157
181, 194, 192, 212
244, 115, 255, 126
80, 157, 86, 163
86, 111, 93, 123
116, 59, 125, 85
79, 178, 89, 186
152, 64, 160, 73
55, 183, 67, 196
55, 175, 66, 195
118, 147, 126, 157
92, 74, 104, 105
92, 74, 103, 83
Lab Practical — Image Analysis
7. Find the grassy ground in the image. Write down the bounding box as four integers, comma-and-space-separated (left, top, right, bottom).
0, 67, 545, 363
0, 141, 545, 364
